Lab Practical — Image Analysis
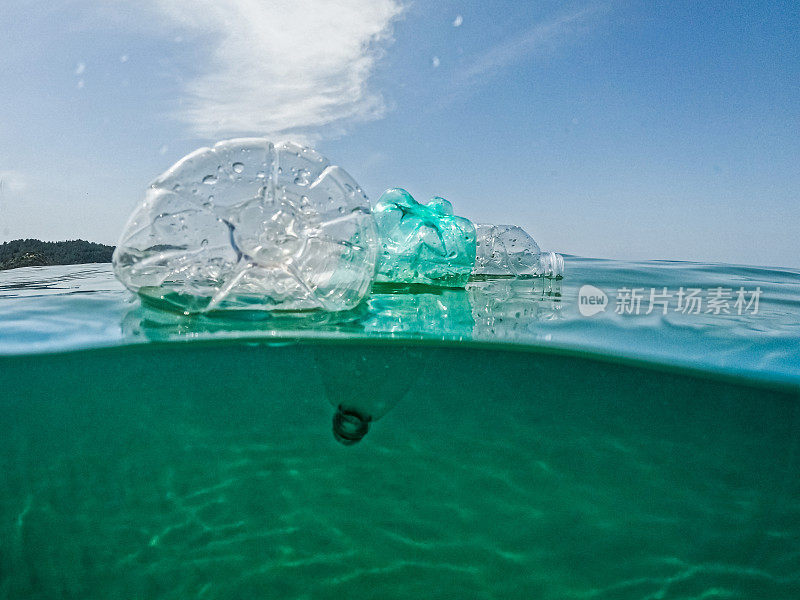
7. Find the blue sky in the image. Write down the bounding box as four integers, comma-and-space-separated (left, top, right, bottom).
0, 0, 797, 267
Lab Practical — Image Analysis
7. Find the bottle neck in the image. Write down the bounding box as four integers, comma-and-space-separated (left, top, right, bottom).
538, 251, 564, 278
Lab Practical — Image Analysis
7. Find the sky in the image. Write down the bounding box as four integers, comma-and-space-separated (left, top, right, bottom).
0, 0, 797, 267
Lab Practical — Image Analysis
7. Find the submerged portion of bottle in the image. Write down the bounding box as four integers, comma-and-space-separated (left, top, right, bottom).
373, 188, 477, 288
473, 224, 564, 279
112, 139, 378, 313
314, 344, 423, 445
332, 407, 371, 445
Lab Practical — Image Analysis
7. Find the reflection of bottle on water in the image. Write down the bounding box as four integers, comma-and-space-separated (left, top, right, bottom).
313, 345, 422, 445
362, 289, 474, 337
473, 224, 564, 279
469, 278, 562, 340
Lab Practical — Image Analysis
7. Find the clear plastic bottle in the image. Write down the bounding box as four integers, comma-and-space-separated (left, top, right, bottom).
473, 224, 564, 279
113, 139, 378, 314
314, 345, 423, 445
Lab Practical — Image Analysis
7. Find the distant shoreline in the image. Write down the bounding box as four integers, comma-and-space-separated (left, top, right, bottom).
0, 239, 114, 271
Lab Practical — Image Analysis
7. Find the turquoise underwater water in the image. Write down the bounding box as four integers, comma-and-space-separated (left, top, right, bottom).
0, 258, 798, 599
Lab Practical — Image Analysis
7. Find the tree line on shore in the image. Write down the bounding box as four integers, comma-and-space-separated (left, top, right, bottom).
0, 239, 114, 270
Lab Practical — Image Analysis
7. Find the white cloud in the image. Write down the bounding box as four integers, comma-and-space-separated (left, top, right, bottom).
453, 15, 463, 27
432, 56, 440, 68
456, 6, 602, 87
0, 171, 28, 194
148, 0, 404, 142
74, 62, 86, 75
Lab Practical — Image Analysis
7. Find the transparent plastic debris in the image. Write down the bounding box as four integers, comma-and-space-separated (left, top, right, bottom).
313, 344, 424, 445
473, 224, 564, 279
373, 188, 477, 288
113, 139, 378, 313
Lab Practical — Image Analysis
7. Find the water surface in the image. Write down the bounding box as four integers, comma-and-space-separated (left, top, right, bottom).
2, 259, 799, 386
0, 259, 798, 599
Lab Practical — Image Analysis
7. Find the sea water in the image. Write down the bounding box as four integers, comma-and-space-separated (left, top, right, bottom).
0, 259, 798, 599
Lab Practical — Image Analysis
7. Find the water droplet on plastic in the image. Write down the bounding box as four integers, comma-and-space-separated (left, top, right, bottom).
294, 169, 310, 186
232, 162, 244, 174
202, 175, 217, 185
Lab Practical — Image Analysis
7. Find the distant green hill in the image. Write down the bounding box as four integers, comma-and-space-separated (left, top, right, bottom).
0, 239, 114, 271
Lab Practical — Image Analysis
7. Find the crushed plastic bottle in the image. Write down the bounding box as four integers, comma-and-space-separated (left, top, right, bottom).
373, 188, 477, 288
473, 224, 564, 279
113, 139, 378, 313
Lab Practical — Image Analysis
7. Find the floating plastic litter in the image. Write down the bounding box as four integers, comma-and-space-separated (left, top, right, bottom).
373, 188, 477, 288
473, 224, 564, 279
113, 139, 378, 313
